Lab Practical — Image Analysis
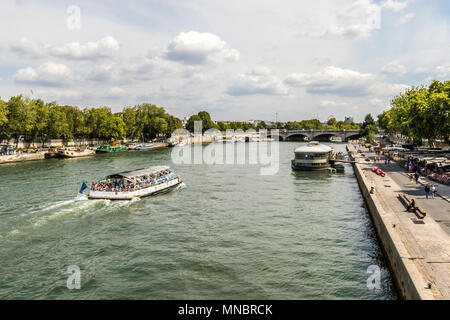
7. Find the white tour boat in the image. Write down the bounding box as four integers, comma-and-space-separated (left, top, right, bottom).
82, 166, 182, 200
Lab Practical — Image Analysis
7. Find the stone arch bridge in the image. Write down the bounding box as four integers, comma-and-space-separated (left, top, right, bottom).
272, 129, 361, 142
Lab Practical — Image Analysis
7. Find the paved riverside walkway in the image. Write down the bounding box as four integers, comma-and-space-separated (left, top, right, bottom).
349, 144, 450, 299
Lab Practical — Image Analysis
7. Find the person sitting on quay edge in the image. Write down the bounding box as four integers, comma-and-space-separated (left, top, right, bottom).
406, 199, 416, 212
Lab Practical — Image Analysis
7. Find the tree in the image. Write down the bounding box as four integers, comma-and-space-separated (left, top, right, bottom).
197, 111, 217, 132
48, 103, 71, 141
359, 113, 379, 142
217, 121, 230, 131
110, 116, 126, 141
120, 106, 138, 140
256, 121, 267, 130
285, 121, 301, 130
63, 105, 86, 142
377, 111, 391, 133
185, 114, 202, 132
380, 81, 450, 146
31, 99, 49, 146
300, 119, 323, 130
6, 95, 37, 146
327, 117, 337, 127
0, 98, 9, 139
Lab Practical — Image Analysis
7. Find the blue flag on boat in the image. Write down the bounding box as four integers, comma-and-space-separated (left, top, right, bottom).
79, 182, 88, 194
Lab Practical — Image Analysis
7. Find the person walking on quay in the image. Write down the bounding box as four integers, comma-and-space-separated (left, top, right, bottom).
409, 175, 414, 184
414, 172, 420, 184
425, 184, 431, 199
431, 185, 436, 199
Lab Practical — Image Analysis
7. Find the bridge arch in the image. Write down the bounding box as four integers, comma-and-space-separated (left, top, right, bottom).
312, 133, 337, 142
284, 133, 309, 141
345, 134, 361, 142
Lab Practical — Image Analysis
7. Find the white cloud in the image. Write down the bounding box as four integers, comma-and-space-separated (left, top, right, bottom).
370, 98, 382, 105
13, 62, 72, 86
87, 64, 117, 82
227, 67, 289, 96
51, 36, 119, 60
398, 13, 416, 24
11, 36, 120, 60
322, 0, 381, 39
381, 61, 407, 75
319, 100, 348, 107
285, 66, 374, 96
370, 82, 410, 96
285, 66, 410, 99
34, 88, 85, 100
105, 86, 126, 99
165, 31, 239, 65
433, 65, 450, 78
11, 37, 48, 57
414, 66, 429, 74
381, 0, 408, 12
126, 56, 176, 79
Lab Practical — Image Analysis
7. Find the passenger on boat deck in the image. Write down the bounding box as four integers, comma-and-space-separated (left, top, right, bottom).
90, 173, 176, 192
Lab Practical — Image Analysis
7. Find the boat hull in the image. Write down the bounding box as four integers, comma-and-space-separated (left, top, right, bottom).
291, 160, 331, 171
87, 178, 182, 200
45, 152, 58, 158
57, 150, 95, 158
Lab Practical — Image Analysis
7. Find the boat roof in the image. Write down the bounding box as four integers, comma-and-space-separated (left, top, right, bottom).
295, 141, 332, 153
107, 166, 170, 179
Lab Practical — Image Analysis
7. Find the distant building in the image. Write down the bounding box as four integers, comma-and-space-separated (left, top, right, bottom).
181, 116, 189, 128
344, 116, 354, 124
247, 120, 261, 126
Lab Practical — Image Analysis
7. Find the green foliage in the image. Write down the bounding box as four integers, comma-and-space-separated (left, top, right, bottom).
6, 95, 37, 143
380, 80, 450, 146
1, 95, 182, 144
327, 117, 337, 126
185, 114, 202, 132
185, 111, 218, 133
48, 103, 71, 140
359, 113, 379, 142
217, 121, 230, 131
0, 98, 9, 138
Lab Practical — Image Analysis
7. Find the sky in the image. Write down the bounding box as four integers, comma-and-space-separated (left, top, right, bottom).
0, 0, 449, 122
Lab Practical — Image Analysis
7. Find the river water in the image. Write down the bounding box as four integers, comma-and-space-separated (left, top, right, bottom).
0, 142, 397, 299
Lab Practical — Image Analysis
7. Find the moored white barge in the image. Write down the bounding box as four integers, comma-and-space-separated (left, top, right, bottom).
291, 141, 333, 171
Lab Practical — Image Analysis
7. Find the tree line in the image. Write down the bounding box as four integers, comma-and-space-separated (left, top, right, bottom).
0, 95, 183, 145
184, 111, 360, 133
377, 80, 449, 146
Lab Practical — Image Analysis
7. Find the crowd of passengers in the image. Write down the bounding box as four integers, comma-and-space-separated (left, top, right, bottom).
91, 172, 178, 192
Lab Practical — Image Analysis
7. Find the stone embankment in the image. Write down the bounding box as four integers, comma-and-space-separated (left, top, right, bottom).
348, 143, 450, 300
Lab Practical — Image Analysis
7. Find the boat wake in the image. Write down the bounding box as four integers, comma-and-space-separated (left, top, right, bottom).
33, 198, 104, 227
32, 194, 143, 227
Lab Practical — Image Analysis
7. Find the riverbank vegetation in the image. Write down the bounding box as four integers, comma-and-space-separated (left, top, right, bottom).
359, 114, 379, 142
0, 95, 183, 145
378, 80, 450, 147
184, 111, 360, 133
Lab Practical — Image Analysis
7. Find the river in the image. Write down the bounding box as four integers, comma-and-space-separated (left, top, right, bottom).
0, 142, 397, 299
